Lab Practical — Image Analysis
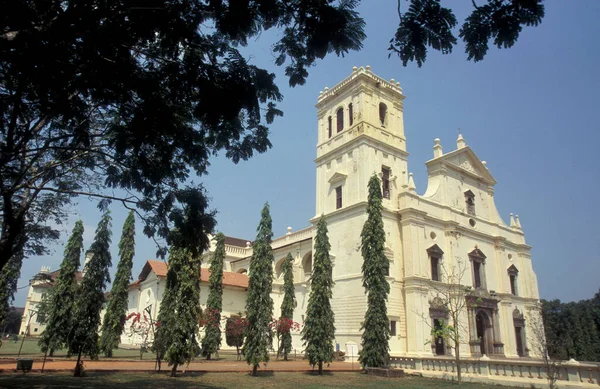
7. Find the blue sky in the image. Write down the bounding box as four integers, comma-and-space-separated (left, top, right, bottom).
13, 0, 600, 305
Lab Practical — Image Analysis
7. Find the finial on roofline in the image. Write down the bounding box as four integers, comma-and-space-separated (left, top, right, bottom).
515, 215, 522, 229
510, 213, 517, 227
408, 173, 416, 192
457, 131, 466, 149
433, 138, 443, 158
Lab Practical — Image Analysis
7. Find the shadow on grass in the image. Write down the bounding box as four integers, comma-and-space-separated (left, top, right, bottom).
0, 372, 225, 389
245, 370, 275, 377
301, 370, 336, 376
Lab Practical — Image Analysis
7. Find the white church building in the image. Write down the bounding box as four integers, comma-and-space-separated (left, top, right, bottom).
24, 67, 541, 360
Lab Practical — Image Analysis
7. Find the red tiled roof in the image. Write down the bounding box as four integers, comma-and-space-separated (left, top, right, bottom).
200, 268, 248, 289
47, 269, 84, 281
132, 260, 248, 290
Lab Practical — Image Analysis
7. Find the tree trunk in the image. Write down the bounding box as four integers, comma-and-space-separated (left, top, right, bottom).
170, 363, 178, 377
252, 363, 258, 376
0, 208, 26, 273
48, 348, 54, 357
455, 339, 461, 384
73, 350, 83, 377
318, 361, 323, 375
207, 353, 211, 360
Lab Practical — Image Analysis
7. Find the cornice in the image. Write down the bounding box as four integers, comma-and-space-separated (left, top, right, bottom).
315, 127, 408, 164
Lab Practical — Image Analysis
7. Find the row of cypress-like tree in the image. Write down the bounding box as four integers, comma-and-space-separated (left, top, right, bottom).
36, 210, 135, 376
15, 174, 392, 377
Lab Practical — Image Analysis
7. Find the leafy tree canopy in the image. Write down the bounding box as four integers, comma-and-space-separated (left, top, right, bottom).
0, 0, 546, 275
390, 0, 545, 66
0, 0, 366, 273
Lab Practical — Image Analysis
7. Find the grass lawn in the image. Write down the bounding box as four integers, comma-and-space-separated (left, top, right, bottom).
0, 338, 257, 361
0, 371, 520, 389
0, 338, 151, 359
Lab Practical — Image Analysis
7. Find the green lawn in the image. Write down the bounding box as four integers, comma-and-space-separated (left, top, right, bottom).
0, 338, 254, 361
0, 372, 520, 389
0, 338, 151, 359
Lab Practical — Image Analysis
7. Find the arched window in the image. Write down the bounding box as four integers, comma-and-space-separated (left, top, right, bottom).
348, 103, 354, 126
379, 102, 387, 127
336, 107, 344, 132
328, 116, 332, 138
237, 268, 248, 274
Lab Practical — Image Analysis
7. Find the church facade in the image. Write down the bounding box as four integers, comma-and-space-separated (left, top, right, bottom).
24, 67, 542, 360
130, 66, 541, 359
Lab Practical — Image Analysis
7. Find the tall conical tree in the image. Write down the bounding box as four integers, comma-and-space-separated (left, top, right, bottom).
161, 246, 202, 377
279, 252, 296, 360
99, 211, 136, 357
39, 221, 84, 354
301, 216, 335, 375
68, 212, 112, 377
201, 232, 226, 360
243, 203, 275, 376
359, 174, 391, 368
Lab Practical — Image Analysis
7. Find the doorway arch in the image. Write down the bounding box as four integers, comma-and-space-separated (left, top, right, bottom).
476, 311, 491, 356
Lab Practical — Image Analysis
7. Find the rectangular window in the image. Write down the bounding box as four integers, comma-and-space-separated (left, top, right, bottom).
473, 261, 482, 288
336, 186, 342, 209
515, 327, 524, 357
328, 116, 332, 138
382, 167, 390, 199
510, 275, 517, 295
431, 257, 439, 281
390, 320, 397, 336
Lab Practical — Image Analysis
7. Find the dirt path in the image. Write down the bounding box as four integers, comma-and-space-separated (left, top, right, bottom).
0, 358, 360, 373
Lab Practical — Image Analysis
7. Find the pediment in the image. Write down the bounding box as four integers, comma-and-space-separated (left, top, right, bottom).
328, 172, 348, 185
428, 147, 496, 185
468, 247, 487, 260
426, 244, 444, 256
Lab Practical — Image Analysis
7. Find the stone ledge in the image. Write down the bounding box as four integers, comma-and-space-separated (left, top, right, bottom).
366, 367, 404, 378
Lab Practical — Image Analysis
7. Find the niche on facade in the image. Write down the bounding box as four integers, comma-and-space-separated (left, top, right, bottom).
301, 251, 313, 281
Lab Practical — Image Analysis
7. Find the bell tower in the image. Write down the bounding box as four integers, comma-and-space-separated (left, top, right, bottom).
314, 66, 409, 217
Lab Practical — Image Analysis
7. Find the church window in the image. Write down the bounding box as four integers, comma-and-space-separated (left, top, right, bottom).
379, 102, 387, 127
465, 190, 475, 216
507, 265, 519, 296
469, 248, 487, 290
336, 107, 344, 132
328, 116, 332, 138
427, 244, 444, 282
473, 262, 482, 288
431, 257, 440, 281
513, 308, 526, 357
336, 186, 342, 209
348, 103, 353, 126
390, 320, 397, 336
382, 167, 391, 199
